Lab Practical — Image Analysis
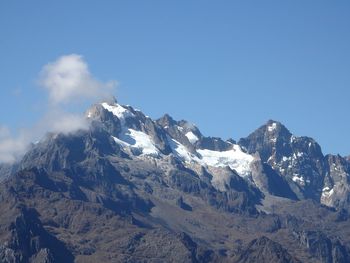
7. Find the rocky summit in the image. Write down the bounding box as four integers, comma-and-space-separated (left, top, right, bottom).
1, 98, 350, 263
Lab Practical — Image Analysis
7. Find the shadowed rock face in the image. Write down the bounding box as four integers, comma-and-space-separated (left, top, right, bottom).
250, 158, 298, 200
0, 202, 74, 263
1, 102, 350, 262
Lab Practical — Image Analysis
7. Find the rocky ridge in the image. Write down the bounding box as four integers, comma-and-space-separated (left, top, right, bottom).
1, 98, 350, 262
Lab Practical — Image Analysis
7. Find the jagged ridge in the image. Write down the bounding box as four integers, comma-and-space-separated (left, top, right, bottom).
1, 99, 350, 262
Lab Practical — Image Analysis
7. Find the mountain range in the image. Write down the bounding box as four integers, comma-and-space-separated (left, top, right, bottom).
1, 97, 350, 262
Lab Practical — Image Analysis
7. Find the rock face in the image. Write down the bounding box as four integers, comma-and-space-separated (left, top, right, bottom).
322, 155, 350, 208
234, 236, 301, 263
0, 204, 73, 263
239, 120, 350, 208
1, 100, 350, 262
292, 230, 349, 263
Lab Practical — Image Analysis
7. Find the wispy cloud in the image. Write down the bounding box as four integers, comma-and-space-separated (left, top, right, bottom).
41, 110, 89, 134
11, 87, 22, 97
0, 126, 30, 163
0, 126, 11, 139
0, 54, 117, 163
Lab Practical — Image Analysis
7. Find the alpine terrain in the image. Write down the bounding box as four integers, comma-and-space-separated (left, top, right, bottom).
1, 97, 350, 263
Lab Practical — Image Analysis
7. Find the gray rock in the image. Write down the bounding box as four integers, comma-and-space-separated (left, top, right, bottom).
293, 230, 349, 263
234, 236, 301, 263
2, 102, 350, 263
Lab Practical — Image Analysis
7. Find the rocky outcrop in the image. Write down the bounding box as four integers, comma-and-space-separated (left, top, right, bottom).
293, 230, 349, 263
322, 155, 350, 208
239, 120, 350, 208
176, 196, 192, 211
234, 236, 301, 263
0, 205, 73, 263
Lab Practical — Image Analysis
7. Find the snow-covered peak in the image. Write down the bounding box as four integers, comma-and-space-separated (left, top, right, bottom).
99, 101, 161, 157
101, 102, 135, 124
263, 120, 292, 136
96, 100, 255, 182
100, 101, 254, 179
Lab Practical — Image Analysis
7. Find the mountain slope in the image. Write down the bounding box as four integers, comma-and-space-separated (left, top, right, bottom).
1, 99, 350, 262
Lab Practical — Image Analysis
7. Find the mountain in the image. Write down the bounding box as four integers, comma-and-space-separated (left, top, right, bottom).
238, 120, 350, 208
1, 98, 350, 262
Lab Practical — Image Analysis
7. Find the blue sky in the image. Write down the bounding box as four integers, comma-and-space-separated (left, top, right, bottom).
1, 1, 350, 155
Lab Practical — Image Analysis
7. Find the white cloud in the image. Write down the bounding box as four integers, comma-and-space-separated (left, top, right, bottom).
0, 112, 89, 163
39, 54, 116, 105
41, 110, 89, 134
0, 126, 11, 139
0, 126, 30, 163
0, 54, 117, 164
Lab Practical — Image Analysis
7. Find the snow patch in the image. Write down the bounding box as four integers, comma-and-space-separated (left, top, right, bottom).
101, 102, 134, 124
167, 137, 254, 178
282, 156, 289, 162
322, 187, 334, 199
125, 129, 159, 156
185, 131, 199, 144
292, 175, 305, 186
168, 137, 199, 163
112, 129, 159, 157
197, 145, 254, 177
290, 135, 296, 143
103, 102, 160, 156
322, 186, 330, 192
267, 122, 277, 132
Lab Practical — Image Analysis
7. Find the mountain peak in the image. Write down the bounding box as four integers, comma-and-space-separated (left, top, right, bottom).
102, 95, 118, 105
239, 120, 292, 149
3, 98, 350, 262
157, 114, 177, 127
264, 120, 290, 135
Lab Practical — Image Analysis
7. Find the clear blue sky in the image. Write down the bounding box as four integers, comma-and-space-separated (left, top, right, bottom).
1, 1, 350, 155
